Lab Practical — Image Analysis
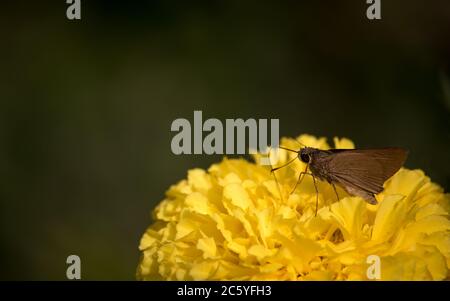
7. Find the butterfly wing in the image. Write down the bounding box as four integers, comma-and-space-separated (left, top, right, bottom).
327, 148, 408, 204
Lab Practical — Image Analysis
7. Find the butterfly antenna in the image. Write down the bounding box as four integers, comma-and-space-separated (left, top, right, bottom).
278, 146, 300, 153
294, 138, 307, 148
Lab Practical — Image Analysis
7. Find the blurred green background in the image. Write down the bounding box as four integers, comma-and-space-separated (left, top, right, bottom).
0, 0, 449, 280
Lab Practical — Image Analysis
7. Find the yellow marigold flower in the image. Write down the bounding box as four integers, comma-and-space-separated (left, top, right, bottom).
137, 134, 450, 280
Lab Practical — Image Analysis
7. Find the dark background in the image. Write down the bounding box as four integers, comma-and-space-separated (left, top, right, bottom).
0, 0, 449, 280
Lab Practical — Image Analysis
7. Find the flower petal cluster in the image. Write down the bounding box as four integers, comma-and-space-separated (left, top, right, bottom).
137, 135, 450, 280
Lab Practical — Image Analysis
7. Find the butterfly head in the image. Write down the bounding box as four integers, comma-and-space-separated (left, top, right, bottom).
299, 147, 316, 164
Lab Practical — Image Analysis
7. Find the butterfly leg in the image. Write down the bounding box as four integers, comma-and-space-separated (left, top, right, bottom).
290, 168, 319, 216
331, 183, 340, 202
312, 175, 319, 216
290, 164, 311, 195
267, 146, 284, 202
270, 156, 298, 173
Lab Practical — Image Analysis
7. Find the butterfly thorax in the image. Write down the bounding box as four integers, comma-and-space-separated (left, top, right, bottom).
301, 148, 334, 183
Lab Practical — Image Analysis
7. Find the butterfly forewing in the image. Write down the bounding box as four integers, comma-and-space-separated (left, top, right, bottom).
326, 148, 408, 204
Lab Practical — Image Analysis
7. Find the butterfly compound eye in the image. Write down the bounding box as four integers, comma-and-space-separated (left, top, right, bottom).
300, 153, 310, 163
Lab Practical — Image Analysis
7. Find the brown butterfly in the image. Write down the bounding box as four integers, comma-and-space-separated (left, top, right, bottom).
271, 144, 408, 215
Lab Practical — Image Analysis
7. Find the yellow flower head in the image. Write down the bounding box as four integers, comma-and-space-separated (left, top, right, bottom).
137, 134, 450, 280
